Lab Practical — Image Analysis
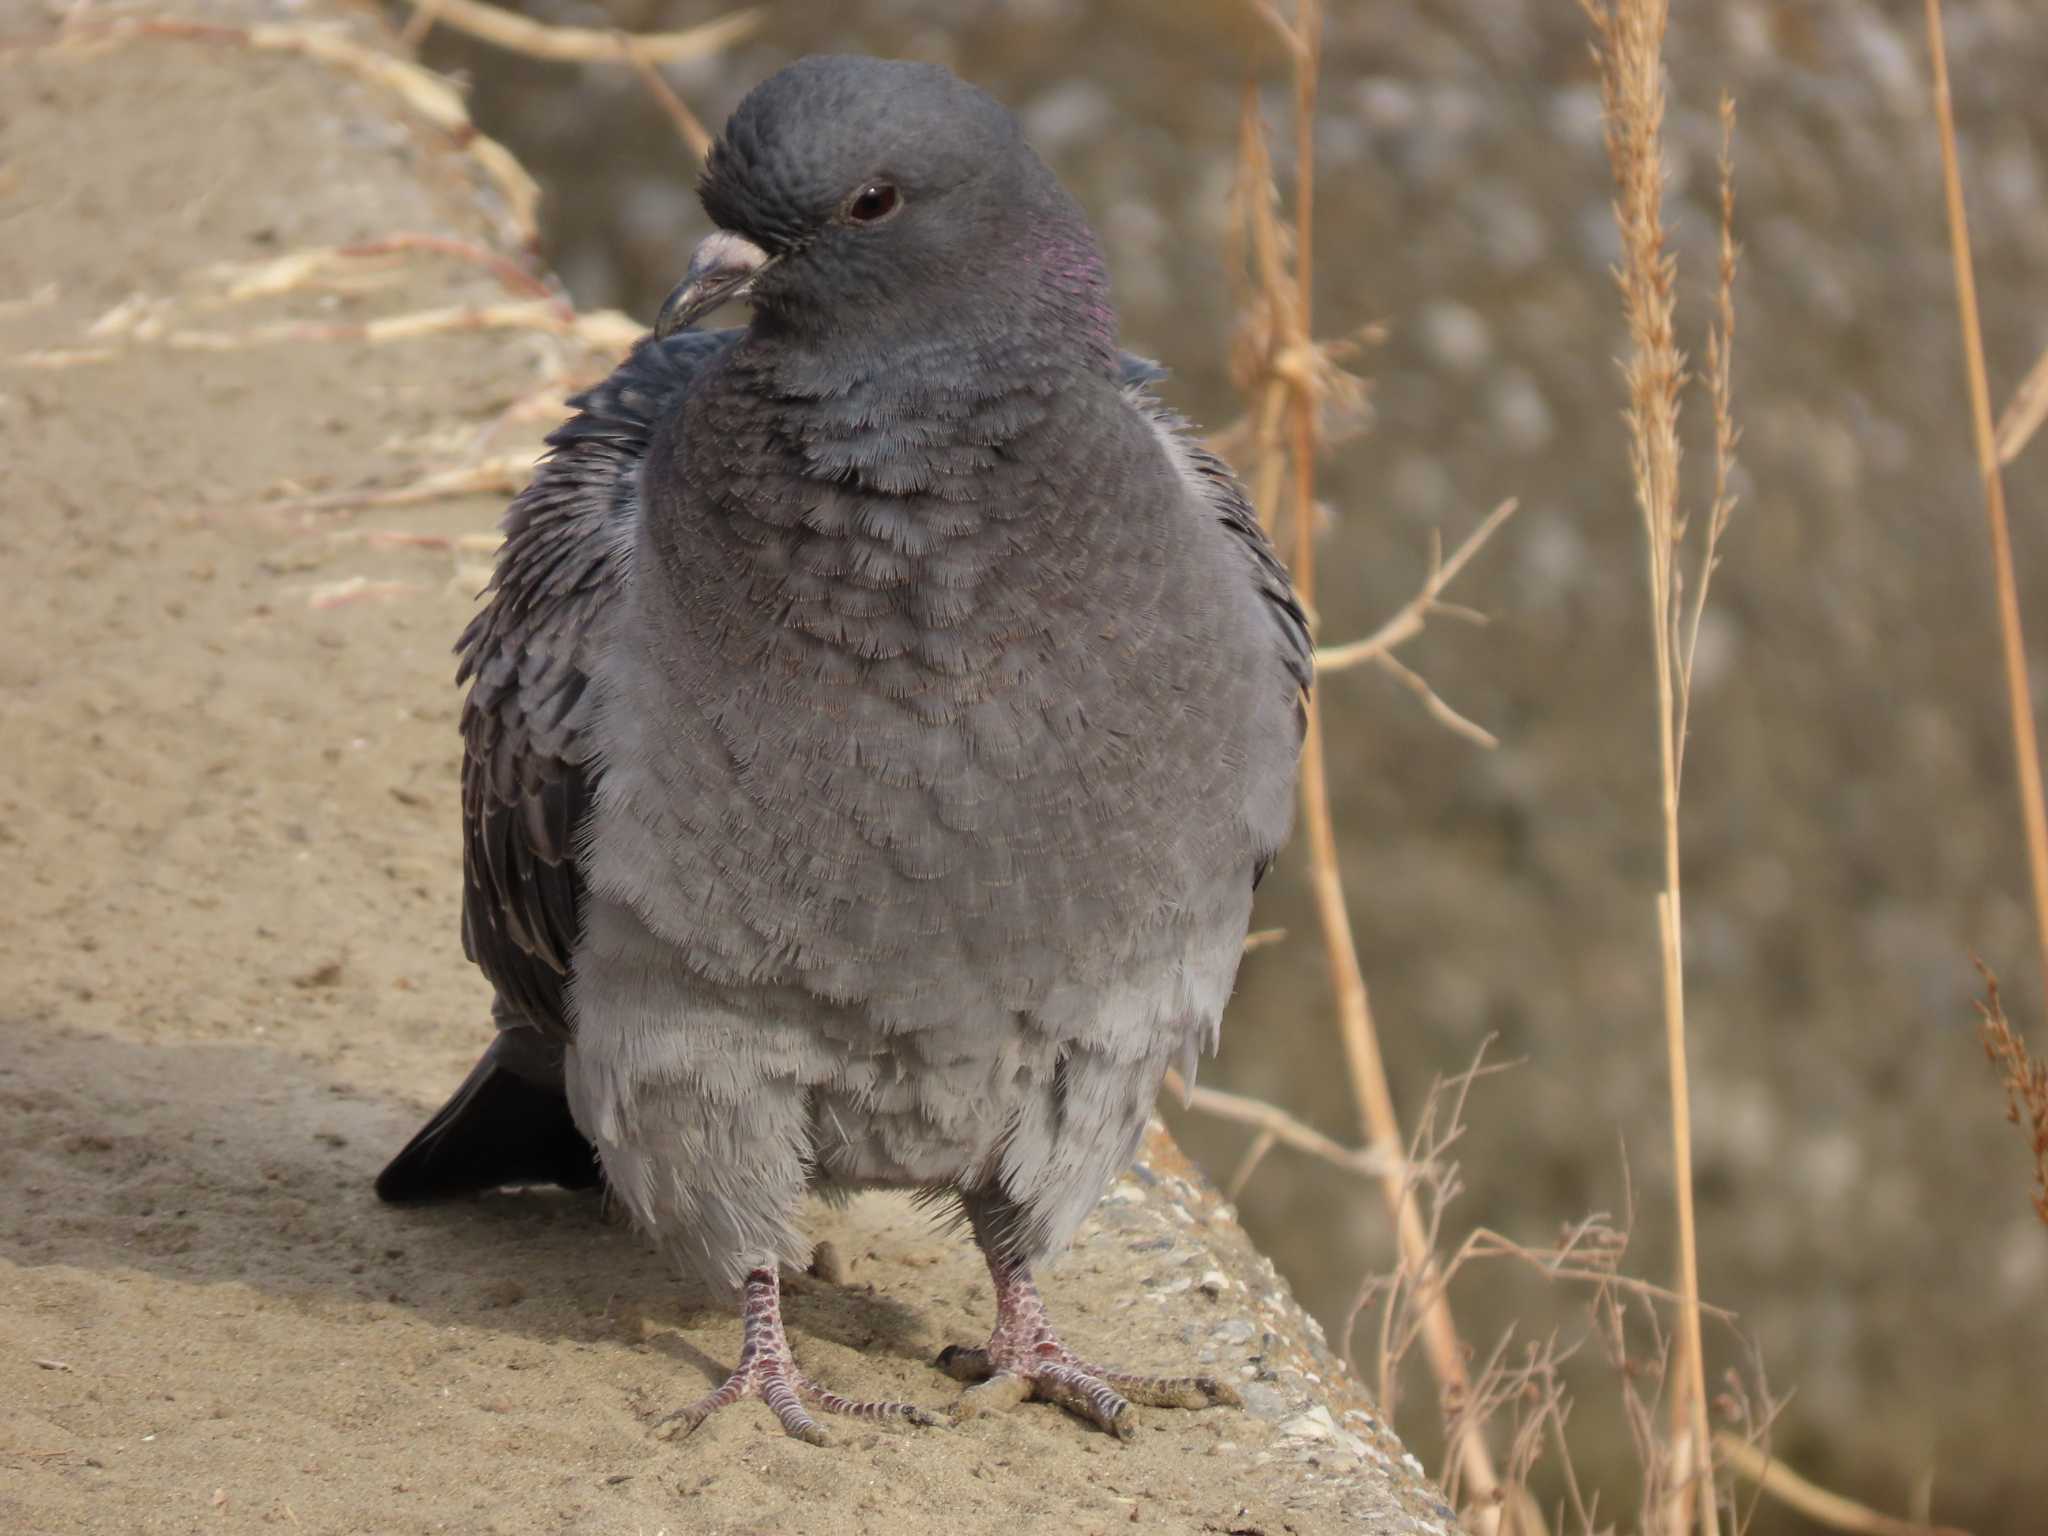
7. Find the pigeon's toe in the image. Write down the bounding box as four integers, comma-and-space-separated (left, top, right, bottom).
657, 1365, 935, 1448
659, 1269, 939, 1447
1098, 1370, 1243, 1412
941, 1348, 1233, 1440
945, 1366, 1036, 1421
942, 1260, 1243, 1439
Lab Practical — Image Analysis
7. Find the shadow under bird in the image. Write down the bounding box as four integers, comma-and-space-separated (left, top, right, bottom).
376, 53, 1309, 1444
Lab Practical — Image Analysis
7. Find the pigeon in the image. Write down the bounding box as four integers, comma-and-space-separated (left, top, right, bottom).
376, 53, 1309, 1444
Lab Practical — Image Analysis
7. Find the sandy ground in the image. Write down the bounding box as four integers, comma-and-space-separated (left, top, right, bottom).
0, 11, 1449, 1533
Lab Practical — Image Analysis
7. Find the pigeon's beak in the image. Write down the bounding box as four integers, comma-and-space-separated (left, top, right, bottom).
654, 230, 772, 339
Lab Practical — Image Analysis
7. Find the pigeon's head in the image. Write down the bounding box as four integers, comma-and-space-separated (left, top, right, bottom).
657, 56, 1114, 363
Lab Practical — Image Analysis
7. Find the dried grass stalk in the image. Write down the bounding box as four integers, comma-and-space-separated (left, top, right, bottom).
1162, 1068, 1398, 1191
284, 454, 538, 515
25, 297, 571, 364
1923, 0, 2048, 1018
394, 0, 759, 66
1716, 1435, 1972, 1536
1580, 2, 1734, 1531
619, 34, 715, 162
200, 235, 556, 305
1231, 0, 1508, 1516
1336, 1050, 1776, 1532
1314, 498, 1520, 748
1313, 500, 1518, 675
1676, 99, 1741, 785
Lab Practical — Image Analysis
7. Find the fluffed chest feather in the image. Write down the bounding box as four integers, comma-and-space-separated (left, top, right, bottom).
578, 393, 1283, 1025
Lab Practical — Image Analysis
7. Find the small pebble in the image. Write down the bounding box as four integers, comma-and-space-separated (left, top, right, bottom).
808, 1240, 848, 1285
1278, 1406, 1338, 1442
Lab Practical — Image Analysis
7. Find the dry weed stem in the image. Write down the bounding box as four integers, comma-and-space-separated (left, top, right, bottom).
1716, 1435, 1971, 1536
1924, 0, 2048, 1021
1580, 0, 1729, 1529
1230, 0, 1507, 1516
393, 0, 758, 66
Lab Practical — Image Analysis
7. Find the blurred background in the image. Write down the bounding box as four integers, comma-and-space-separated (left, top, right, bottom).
419, 0, 2048, 1528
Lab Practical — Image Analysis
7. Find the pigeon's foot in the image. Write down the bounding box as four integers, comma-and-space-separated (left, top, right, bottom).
656, 1267, 940, 1447
938, 1257, 1242, 1440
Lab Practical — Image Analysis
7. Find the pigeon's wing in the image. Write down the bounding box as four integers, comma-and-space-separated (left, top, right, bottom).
1181, 437, 1310, 890
1118, 349, 1308, 685
1121, 358, 1311, 888
458, 329, 736, 1035
1177, 432, 1313, 698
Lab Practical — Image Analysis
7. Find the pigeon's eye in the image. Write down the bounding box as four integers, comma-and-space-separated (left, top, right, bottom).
845, 183, 901, 224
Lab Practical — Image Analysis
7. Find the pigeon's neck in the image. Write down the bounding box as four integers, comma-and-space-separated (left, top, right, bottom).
697, 309, 1116, 495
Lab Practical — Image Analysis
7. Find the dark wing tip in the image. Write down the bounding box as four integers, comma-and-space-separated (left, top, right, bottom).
375, 1049, 601, 1203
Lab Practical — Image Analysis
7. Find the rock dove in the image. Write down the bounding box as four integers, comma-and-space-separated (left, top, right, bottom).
377, 54, 1309, 1444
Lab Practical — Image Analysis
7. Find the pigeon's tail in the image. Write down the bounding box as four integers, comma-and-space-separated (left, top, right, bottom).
374, 1033, 600, 1203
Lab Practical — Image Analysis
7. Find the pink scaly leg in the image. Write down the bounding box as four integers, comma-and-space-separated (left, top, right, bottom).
937, 1252, 1242, 1439
657, 1267, 939, 1446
